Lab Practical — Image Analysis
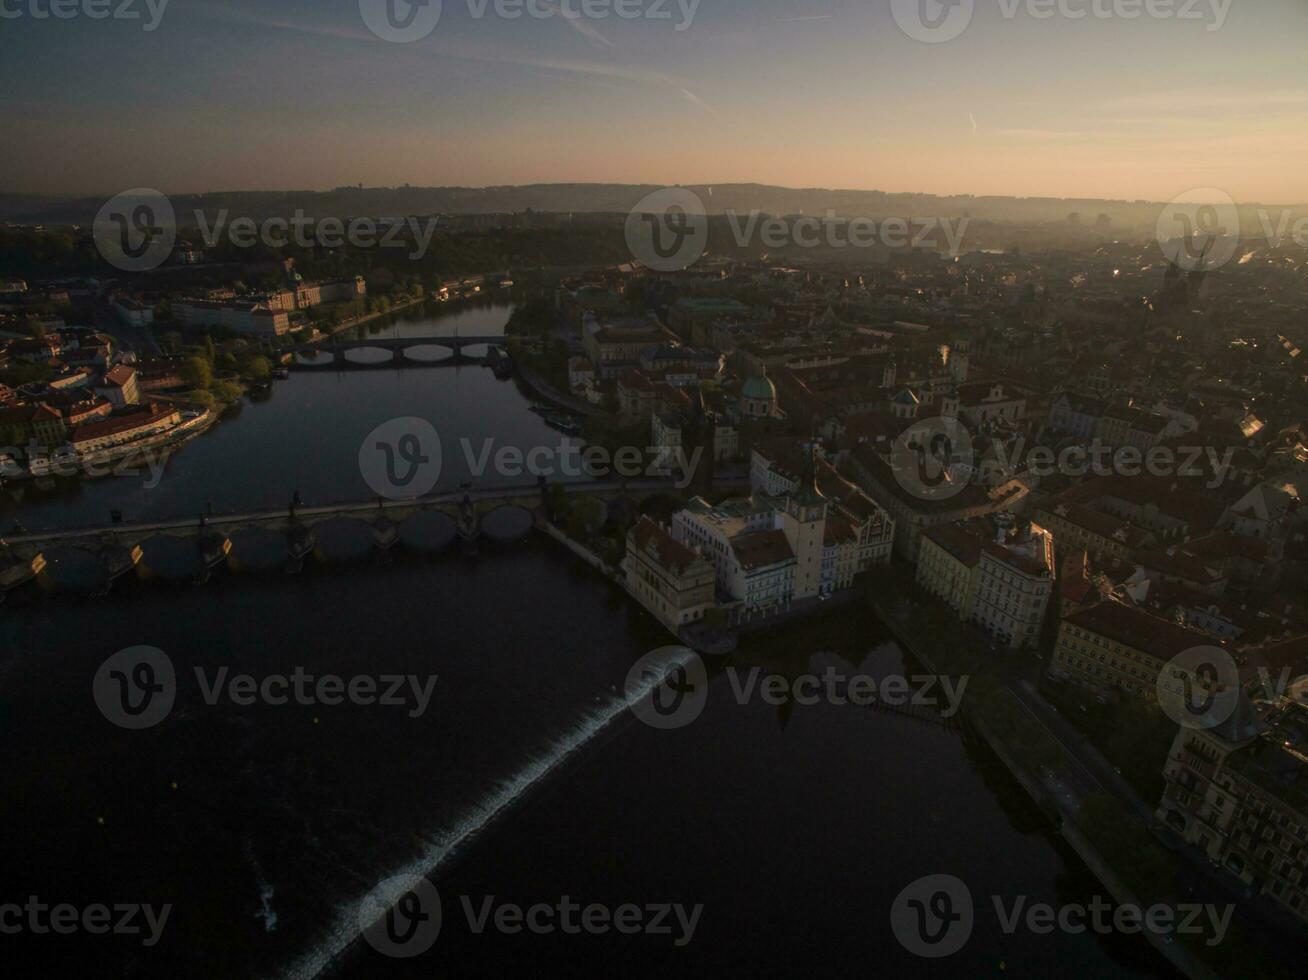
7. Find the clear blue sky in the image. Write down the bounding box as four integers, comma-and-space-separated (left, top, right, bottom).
3, 0, 1306, 202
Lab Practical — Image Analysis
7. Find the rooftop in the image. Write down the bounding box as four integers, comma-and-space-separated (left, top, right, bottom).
1062, 600, 1216, 663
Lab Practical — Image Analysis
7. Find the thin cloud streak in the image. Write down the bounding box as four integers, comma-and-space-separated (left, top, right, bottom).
538, 0, 616, 48
189, 0, 712, 113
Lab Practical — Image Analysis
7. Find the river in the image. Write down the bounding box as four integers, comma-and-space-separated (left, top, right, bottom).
0, 300, 1176, 978
0, 298, 566, 532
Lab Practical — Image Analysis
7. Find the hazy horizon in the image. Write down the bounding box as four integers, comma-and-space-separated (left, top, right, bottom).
4, 180, 1307, 210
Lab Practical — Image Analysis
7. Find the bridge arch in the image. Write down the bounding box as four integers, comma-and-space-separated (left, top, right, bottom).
136, 534, 205, 583
36, 546, 108, 594
226, 527, 291, 573
481, 505, 535, 543
311, 518, 378, 564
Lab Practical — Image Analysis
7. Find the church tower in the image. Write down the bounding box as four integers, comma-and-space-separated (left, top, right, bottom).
941, 384, 961, 419
780, 445, 828, 600
881, 356, 897, 389
949, 338, 971, 382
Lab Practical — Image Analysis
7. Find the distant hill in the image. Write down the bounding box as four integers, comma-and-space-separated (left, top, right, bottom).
1, 184, 1303, 234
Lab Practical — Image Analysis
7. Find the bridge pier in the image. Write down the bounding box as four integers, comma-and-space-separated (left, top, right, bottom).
0, 555, 43, 600
371, 517, 400, 564
91, 544, 141, 598
195, 533, 231, 585
285, 525, 317, 575
456, 495, 480, 556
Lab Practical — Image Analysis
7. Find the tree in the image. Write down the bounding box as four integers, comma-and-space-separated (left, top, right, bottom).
566, 497, 606, 541
181, 356, 212, 389
208, 379, 243, 402
240, 355, 271, 382
599, 530, 627, 566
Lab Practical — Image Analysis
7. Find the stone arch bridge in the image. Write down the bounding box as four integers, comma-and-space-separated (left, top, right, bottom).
289, 335, 506, 368
0, 481, 674, 600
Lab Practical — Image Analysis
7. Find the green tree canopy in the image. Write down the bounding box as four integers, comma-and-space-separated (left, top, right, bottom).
181, 356, 213, 389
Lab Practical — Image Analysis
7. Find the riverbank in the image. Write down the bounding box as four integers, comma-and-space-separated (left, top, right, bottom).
868, 571, 1274, 980
3, 408, 219, 486
290, 293, 431, 352
515, 361, 609, 418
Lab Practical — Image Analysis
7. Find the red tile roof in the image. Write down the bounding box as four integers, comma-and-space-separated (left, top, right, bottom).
71, 405, 176, 445
631, 517, 701, 573
100, 364, 137, 387
1062, 601, 1215, 663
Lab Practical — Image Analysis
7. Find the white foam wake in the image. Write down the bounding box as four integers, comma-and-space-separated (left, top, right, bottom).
280, 649, 697, 980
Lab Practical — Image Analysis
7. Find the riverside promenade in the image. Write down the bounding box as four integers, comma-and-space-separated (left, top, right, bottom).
514, 361, 609, 418
870, 582, 1219, 979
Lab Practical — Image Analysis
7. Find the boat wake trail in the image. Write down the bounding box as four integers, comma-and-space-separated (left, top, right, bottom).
280, 648, 697, 979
